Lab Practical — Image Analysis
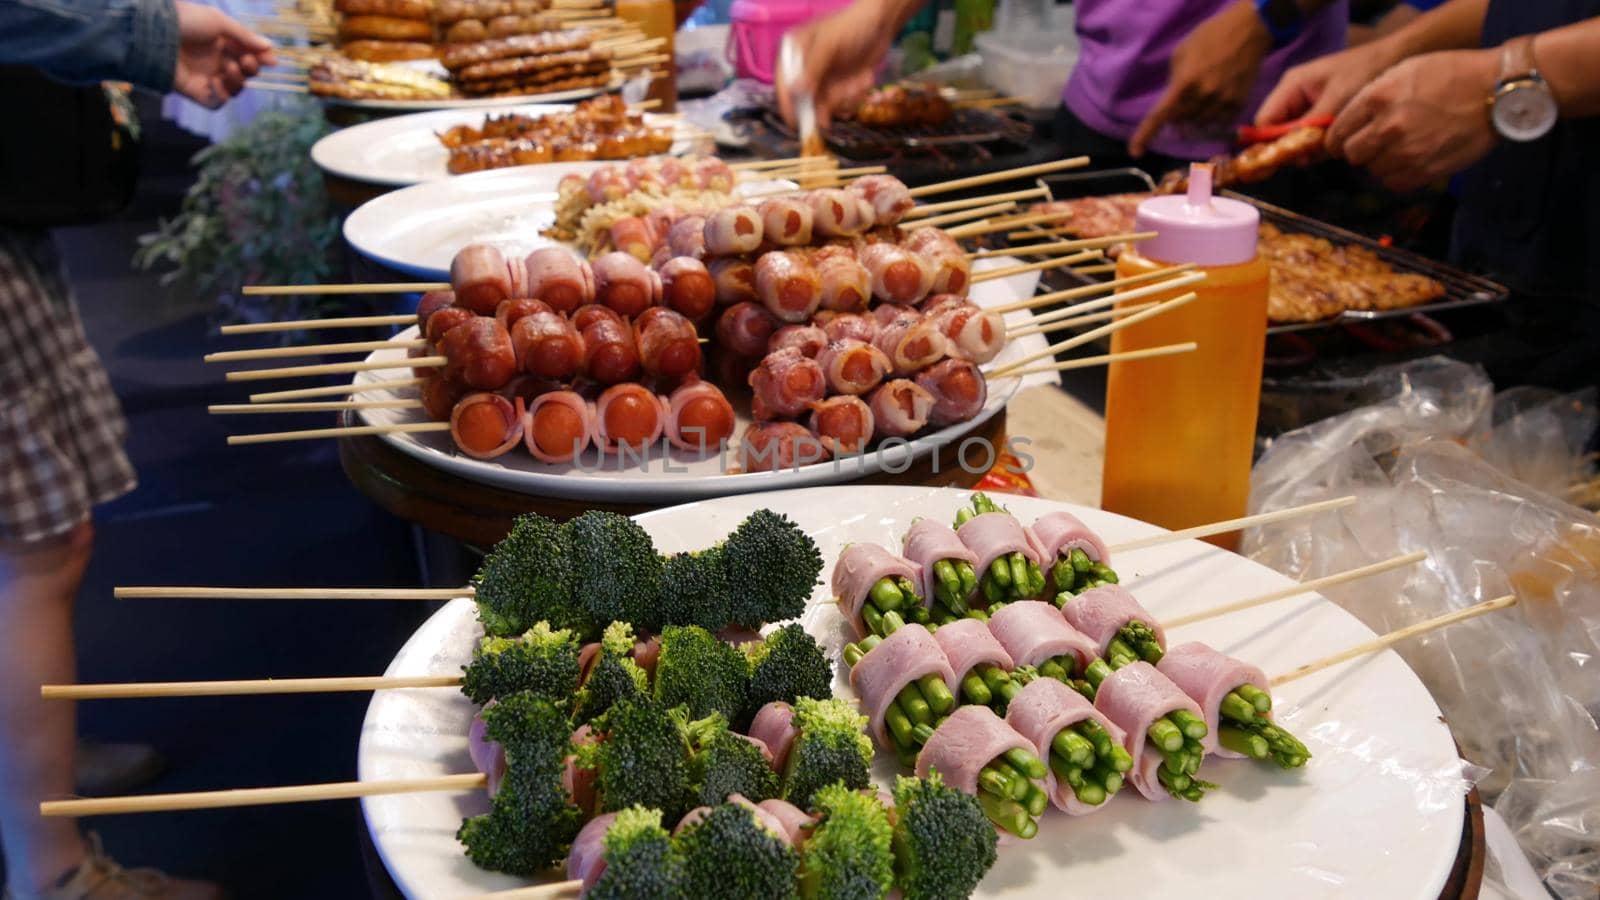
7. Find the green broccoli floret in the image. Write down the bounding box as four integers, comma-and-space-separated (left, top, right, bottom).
674, 710, 779, 806
456, 692, 581, 875
573, 622, 650, 725
653, 625, 749, 722
800, 782, 894, 900
565, 511, 663, 632
471, 513, 584, 637
889, 773, 998, 900
659, 547, 735, 631
782, 698, 873, 810
676, 802, 800, 899
742, 624, 833, 725
584, 697, 692, 822
588, 806, 686, 900
720, 509, 823, 628
460, 622, 582, 707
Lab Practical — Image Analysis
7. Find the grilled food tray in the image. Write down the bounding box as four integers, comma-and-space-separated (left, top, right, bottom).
762, 106, 1034, 160
1034, 169, 1510, 335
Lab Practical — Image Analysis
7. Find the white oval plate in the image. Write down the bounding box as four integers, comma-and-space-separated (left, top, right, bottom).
317, 82, 611, 113
342, 164, 794, 280
359, 486, 1469, 900
346, 259, 1052, 501
310, 105, 698, 188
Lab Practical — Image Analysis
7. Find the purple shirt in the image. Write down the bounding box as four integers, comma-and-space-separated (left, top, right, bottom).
1064, 0, 1348, 160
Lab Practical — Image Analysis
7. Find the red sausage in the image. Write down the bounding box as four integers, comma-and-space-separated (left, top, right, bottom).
754, 251, 823, 324
495, 297, 553, 333
665, 378, 736, 453
704, 205, 763, 256
524, 247, 594, 314
438, 318, 517, 390
821, 312, 877, 344
657, 257, 716, 322
767, 324, 827, 359
595, 383, 666, 454
571, 303, 621, 333
809, 395, 875, 456
420, 374, 468, 421
634, 307, 702, 380
859, 243, 933, 305
667, 215, 707, 260
578, 313, 641, 384
715, 302, 778, 358
609, 216, 655, 263
424, 306, 476, 343
747, 347, 826, 420
915, 358, 987, 426
451, 244, 512, 315
416, 290, 456, 330
593, 251, 656, 318
524, 390, 594, 463
511, 311, 586, 380
739, 422, 826, 472
449, 392, 523, 459
709, 258, 757, 306
756, 198, 814, 246
868, 378, 935, 437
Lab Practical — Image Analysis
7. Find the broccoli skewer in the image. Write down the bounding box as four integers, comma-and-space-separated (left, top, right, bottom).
459, 621, 582, 708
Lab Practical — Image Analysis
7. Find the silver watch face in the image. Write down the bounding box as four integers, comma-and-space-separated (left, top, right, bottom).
1493, 81, 1558, 142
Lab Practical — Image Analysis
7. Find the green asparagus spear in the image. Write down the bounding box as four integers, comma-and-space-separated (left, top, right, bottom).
1147, 718, 1184, 752
1235, 683, 1272, 713
862, 603, 885, 636
988, 760, 1031, 801
1220, 692, 1258, 724
919, 675, 956, 714
989, 557, 1012, 587
960, 672, 991, 705
897, 685, 932, 725
1052, 558, 1076, 593
1052, 729, 1095, 768
1021, 782, 1049, 817
977, 792, 1036, 839
886, 704, 917, 747
1003, 747, 1048, 780
1038, 659, 1070, 683
978, 766, 1012, 799
1008, 553, 1029, 595
956, 562, 978, 598
1219, 726, 1270, 760
870, 577, 905, 611
1169, 709, 1209, 741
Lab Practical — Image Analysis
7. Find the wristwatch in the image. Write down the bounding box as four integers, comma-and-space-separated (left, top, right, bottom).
1489, 35, 1558, 142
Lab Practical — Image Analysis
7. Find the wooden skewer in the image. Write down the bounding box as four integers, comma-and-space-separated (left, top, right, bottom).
968, 232, 1157, 260
478, 882, 580, 899
912, 200, 1018, 231
245, 80, 308, 93
1165, 551, 1430, 628
250, 377, 423, 402
1008, 224, 1086, 241
1107, 496, 1359, 554
115, 586, 468, 599
1005, 301, 1159, 339
224, 357, 443, 382
970, 250, 1103, 285
208, 400, 424, 414
991, 341, 1198, 379
43, 674, 461, 700
614, 53, 671, 69
901, 187, 1049, 220
1270, 594, 1519, 687
227, 421, 451, 445
986, 291, 1198, 378
907, 156, 1089, 199
1074, 263, 1118, 275
730, 155, 836, 171
241, 282, 445, 296
1011, 271, 1208, 330
989, 264, 1200, 315
947, 211, 1071, 239
40, 773, 487, 817
203, 339, 425, 363
221, 313, 417, 335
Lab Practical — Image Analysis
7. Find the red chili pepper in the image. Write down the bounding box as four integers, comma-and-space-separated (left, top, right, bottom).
1237, 115, 1335, 145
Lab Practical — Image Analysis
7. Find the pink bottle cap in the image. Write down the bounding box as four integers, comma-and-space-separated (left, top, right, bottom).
1134, 164, 1259, 266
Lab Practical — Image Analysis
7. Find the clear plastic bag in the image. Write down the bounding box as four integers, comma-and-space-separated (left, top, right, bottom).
1242, 356, 1600, 900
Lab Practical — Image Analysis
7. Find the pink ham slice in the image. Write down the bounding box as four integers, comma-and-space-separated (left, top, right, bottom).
1004, 677, 1126, 815
748, 701, 798, 772
757, 798, 817, 847
1156, 642, 1270, 758
567, 811, 619, 889
831, 543, 920, 639
986, 600, 1101, 671
900, 518, 977, 608
467, 709, 506, 798
1060, 585, 1165, 657
849, 624, 956, 749
1092, 661, 1204, 801
1030, 511, 1110, 566
913, 705, 1035, 796
674, 796, 794, 846
956, 512, 1043, 597
930, 618, 1014, 689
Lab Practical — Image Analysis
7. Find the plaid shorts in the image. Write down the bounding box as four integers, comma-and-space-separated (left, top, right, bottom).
0, 228, 135, 545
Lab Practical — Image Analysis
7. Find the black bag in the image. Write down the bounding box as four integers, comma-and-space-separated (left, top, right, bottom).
0, 65, 140, 228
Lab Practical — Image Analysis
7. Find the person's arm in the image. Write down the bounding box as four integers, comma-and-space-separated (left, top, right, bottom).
1255, 0, 1487, 123
776, 0, 928, 127
1529, 15, 1600, 116
0, 0, 180, 91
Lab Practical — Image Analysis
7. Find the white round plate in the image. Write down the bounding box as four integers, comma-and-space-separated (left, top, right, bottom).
359, 486, 1470, 900
311, 105, 699, 188
342, 164, 794, 280
346, 259, 1054, 501
317, 81, 612, 113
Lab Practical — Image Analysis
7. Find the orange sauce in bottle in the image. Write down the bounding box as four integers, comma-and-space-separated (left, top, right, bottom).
1100, 167, 1269, 549
614, 0, 677, 111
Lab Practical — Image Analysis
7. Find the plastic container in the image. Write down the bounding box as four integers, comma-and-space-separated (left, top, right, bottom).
975, 10, 1077, 109
617, 0, 679, 109
728, 0, 854, 84
1100, 165, 1270, 550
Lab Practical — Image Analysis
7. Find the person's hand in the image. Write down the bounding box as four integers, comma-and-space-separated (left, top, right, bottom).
1323, 48, 1498, 191
1128, 0, 1273, 157
1255, 36, 1403, 125
775, 1, 894, 128
173, 0, 277, 108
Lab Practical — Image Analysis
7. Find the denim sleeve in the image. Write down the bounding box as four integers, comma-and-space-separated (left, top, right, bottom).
0, 0, 179, 92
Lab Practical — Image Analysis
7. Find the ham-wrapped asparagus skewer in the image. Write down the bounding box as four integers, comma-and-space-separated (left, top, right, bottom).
955, 492, 1047, 608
